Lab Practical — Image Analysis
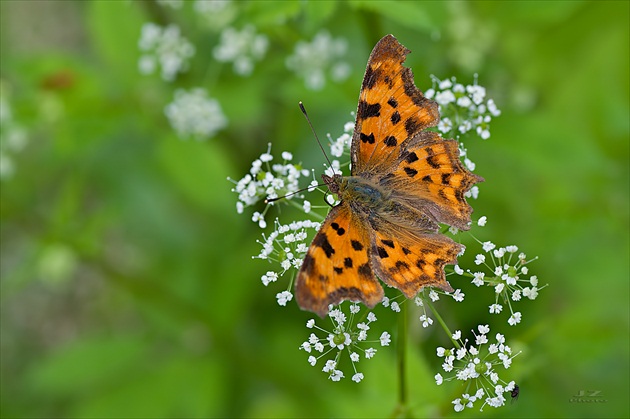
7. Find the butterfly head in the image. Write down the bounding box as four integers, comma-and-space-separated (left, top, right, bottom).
322, 173, 343, 195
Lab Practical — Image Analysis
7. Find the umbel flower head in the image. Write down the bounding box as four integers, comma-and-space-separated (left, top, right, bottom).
164, 88, 228, 140
137, 22, 195, 82
435, 326, 520, 411
286, 30, 351, 90
426, 75, 500, 140
300, 302, 391, 383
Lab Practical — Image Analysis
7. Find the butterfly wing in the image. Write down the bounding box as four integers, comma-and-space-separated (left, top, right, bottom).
351, 34, 439, 176
369, 214, 461, 298
384, 131, 484, 230
295, 204, 384, 317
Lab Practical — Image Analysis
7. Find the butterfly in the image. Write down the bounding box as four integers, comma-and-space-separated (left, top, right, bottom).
295, 34, 483, 317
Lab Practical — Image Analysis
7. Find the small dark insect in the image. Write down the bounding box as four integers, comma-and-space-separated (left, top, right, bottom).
511, 384, 520, 403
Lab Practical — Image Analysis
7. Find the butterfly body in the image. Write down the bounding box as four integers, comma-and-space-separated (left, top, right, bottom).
296, 35, 483, 317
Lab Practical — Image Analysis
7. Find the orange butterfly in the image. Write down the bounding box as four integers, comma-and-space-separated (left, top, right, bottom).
295, 35, 483, 317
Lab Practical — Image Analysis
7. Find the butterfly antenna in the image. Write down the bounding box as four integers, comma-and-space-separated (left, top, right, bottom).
299, 102, 335, 173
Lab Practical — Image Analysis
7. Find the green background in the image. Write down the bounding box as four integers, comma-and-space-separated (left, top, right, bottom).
1, 1, 628, 418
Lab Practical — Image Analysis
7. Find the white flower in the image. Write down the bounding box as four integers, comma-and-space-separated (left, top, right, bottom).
213, 25, 268, 76
276, 291, 293, 306
329, 369, 344, 381
451, 289, 465, 302
452, 330, 461, 340
420, 315, 433, 328
390, 302, 401, 312
435, 89, 456, 105
352, 373, 364, 383
286, 31, 351, 90
435, 373, 443, 385
482, 241, 496, 252
380, 332, 391, 346
489, 303, 503, 314
165, 88, 227, 140
523, 286, 539, 300
438, 117, 453, 133
261, 271, 278, 286
508, 312, 522, 326
475, 254, 486, 265
138, 23, 195, 81
477, 216, 487, 226
472, 272, 485, 286
323, 360, 336, 373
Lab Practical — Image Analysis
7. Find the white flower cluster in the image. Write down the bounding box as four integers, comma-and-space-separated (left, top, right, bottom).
425, 76, 500, 140
255, 219, 320, 307
328, 120, 355, 158
138, 23, 195, 82
301, 303, 390, 382
465, 241, 545, 326
194, 0, 236, 29
229, 144, 315, 228
435, 326, 519, 412
164, 88, 227, 140
286, 30, 351, 91
0, 85, 27, 180
156, 0, 183, 9
213, 25, 269, 76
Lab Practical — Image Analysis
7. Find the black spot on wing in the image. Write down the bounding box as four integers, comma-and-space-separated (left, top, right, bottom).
351, 240, 364, 251
405, 152, 418, 163
302, 253, 315, 274
387, 97, 398, 108
391, 111, 401, 125
363, 65, 379, 89
377, 246, 389, 258
381, 239, 395, 248
404, 167, 418, 177
395, 260, 409, 270
358, 263, 371, 277
422, 175, 432, 182
426, 156, 440, 169
313, 232, 334, 258
344, 257, 353, 268
402, 247, 411, 255
360, 132, 376, 144
384, 136, 397, 147
441, 173, 451, 184
333, 267, 343, 274
331, 222, 346, 236
404, 117, 420, 137
358, 100, 381, 120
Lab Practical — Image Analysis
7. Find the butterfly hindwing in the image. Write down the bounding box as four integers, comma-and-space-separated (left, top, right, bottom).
370, 222, 460, 298
295, 204, 384, 317
351, 35, 439, 176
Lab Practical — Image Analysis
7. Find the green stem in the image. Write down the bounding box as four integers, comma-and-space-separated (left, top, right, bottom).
399, 302, 407, 406
392, 301, 408, 417
425, 298, 461, 349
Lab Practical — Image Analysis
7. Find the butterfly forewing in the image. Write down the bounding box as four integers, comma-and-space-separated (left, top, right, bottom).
295, 204, 384, 317
351, 34, 439, 176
